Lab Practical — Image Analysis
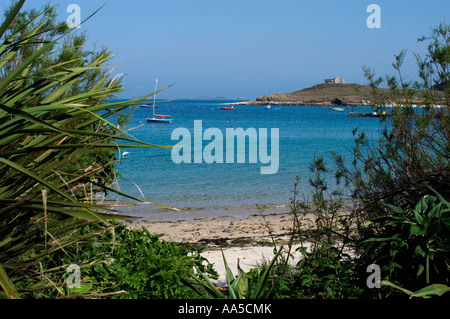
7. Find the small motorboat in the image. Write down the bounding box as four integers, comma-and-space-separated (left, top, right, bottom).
220, 106, 235, 110
146, 117, 173, 123
264, 105, 281, 110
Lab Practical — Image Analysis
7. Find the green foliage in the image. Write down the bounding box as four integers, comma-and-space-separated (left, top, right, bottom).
184, 249, 280, 299
278, 244, 364, 299
313, 21, 450, 299
268, 159, 449, 299
338, 23, 449, 220
360, 187, 450, 292
382, 281, 450, 299
267, 161, 364, 299
262, 155, 449, 299
7, 222, 216, 299
0, 0, 167, 298
109, 225, 216, 299
2, 1, 131, 187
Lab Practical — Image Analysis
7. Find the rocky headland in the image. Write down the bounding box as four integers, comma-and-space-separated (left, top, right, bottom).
236, 83, 423, 107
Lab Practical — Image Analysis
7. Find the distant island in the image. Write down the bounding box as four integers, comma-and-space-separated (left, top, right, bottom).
191, 96, 248, 101
193, 96, 229, 100
236, 83, 428, 107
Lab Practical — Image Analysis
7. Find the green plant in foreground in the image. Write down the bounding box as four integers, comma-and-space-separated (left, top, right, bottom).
336, 22, 449, 221
361, 186, 450, 292
109, 225, 216, 299
10, 221, 216, 299
38, 222, 216, 299
184, 249, 281, 299
270, 160, 364, 299
0, 0, 172, 298
381, 281, 450, 299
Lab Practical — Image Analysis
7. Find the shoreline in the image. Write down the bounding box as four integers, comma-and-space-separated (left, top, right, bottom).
230, 100, 369, 107
126, 203, 358, 285
119, 203, 291, 224
129, 211, 313, 284
129, 210, 311, 247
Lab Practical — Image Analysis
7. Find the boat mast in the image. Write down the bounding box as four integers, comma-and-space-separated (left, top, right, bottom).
153, 78, 158, 118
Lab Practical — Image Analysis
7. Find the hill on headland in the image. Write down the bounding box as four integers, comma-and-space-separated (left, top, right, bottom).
240, 83, 425, 106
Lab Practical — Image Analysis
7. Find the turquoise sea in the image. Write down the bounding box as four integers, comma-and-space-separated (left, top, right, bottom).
112, 100, 383, 221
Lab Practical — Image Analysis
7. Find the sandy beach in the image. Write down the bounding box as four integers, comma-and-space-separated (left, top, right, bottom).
130, 211, 315, 283
131, 212, 303, 245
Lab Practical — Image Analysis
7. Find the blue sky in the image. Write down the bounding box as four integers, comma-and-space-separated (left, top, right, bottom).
12, 0, 450, 99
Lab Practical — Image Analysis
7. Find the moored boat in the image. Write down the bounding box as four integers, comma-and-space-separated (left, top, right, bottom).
146, 117, 173, 123
145, 79, 173, 123
264, 105, 281, 110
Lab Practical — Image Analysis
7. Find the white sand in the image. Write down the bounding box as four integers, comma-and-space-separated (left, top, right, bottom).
130, 213, 315, 285
201, 244, 304, 285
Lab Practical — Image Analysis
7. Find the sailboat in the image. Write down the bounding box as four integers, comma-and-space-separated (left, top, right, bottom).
146, 79, 173, 123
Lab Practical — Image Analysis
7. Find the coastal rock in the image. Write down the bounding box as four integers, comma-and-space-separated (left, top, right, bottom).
238, 83, 425, 107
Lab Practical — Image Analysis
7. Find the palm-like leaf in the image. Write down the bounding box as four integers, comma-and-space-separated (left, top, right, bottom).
183, 249, 281, 299
0, 1, 168, 298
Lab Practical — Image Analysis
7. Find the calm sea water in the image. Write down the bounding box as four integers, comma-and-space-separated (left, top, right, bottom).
112, 100, 383, 220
